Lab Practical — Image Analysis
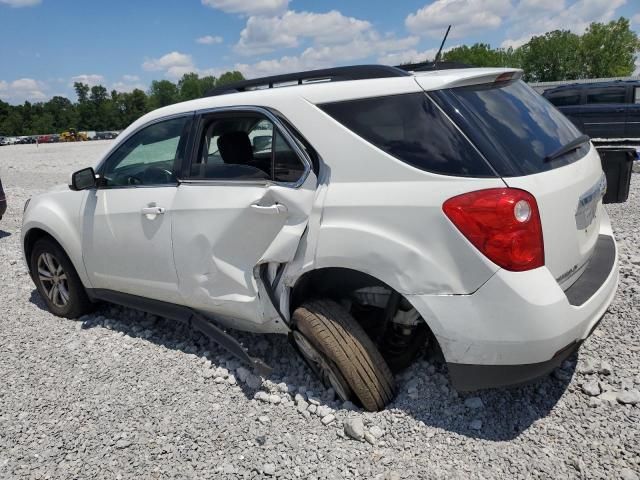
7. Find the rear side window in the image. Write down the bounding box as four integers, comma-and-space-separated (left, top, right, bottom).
432, 80, 587, 177
547, 91, 581, 106
586, 87, 626, 104
635, 87, 640, 104
319, 93, 494, 177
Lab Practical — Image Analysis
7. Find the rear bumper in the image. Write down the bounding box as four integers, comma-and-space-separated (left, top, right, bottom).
408, 219, 618, 391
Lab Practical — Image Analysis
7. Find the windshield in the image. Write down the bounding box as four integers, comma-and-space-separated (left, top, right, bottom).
431, 79, 588, 177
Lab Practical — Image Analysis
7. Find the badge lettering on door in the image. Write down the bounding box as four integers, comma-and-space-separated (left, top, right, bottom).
575, 174, 607, 230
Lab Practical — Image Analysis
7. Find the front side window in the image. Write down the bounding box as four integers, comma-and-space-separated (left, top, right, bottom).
586, 87, 626, 104
101, 116, 189, 187
634, 87, 640, 104
319, 93, 494, 177
188, 112, 306, 183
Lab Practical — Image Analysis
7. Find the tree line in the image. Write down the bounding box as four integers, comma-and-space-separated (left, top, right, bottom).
0, 71, 244, 136
442, 18, 639, 82
1, 17, 638, 136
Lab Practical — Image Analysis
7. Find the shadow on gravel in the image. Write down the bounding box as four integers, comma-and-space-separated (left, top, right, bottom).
56, 298, 576, 442
29, 289, 49, 312
392, 352, 576, 441
0, 230, 11, 239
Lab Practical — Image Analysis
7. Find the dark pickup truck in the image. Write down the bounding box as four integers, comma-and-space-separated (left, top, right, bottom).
543, 80, 640, 140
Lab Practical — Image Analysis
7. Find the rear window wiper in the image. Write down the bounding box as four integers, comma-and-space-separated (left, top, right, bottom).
544, 134, 590, 163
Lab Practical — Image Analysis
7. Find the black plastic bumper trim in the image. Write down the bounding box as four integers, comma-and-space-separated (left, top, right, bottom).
448, 341, 581, 392
564, 234, 616, 306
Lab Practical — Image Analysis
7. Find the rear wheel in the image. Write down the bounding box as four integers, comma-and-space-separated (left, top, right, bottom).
30, 238, 92, 319
292, 299, 395, 411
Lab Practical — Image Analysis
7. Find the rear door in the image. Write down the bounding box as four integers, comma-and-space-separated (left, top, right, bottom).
427, 77, 606, 289
626, 85, 640, 138
579, 86, 627, 139
172, 108, 316, 326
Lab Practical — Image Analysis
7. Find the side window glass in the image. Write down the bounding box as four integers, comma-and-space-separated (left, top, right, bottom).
102, 116, 188, 187
586, 88, 626, 104
548, 92, 580, 106
189, 113, 306, 183
634, 87, 640, 104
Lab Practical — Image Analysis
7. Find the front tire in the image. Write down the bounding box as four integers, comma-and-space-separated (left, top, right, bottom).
30, 238, 92, 319
292, 299, 396, 411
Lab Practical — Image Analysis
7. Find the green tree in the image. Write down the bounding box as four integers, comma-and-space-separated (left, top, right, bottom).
148, 80, 179, 108
443, 43, 520, 68
580, 17, 640, 78
519, 30, 583, 82
217, 71, 244, 87
74, 82, 90, 103
178, 73, 204, 101
30, 112, 55, 134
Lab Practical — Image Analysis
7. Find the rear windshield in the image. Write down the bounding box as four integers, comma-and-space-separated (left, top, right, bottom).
319, 93, 494, 177
431, 80, 588, 177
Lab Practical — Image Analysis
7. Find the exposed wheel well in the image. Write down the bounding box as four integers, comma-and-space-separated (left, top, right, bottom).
23, 228, 59, 272
290, 267, 440, 371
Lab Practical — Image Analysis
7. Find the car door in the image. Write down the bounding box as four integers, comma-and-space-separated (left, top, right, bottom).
626, 85, 640, 138
171, 108, 317, 329
579, 86, 627, 139
81, 114, 193, 303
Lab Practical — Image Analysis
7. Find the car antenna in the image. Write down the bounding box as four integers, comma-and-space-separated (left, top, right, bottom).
433, 25, 452, 69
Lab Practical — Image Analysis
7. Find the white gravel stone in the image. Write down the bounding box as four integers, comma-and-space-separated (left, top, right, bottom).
344, 417, 365, 441
582, 381, 601, 396
254, 391, 269, 402
369, 426, 385, 439
321, 414, 335, 425
617, 390, 640, 405
263, 463, 276, 476
464, 397, 484, 409
268, 394, 281, 404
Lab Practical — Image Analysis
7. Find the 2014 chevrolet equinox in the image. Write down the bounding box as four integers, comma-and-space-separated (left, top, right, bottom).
22, 65, 619, 411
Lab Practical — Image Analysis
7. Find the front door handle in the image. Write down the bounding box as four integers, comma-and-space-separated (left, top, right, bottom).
251, 203, 287, 215
141, 206, 165, 216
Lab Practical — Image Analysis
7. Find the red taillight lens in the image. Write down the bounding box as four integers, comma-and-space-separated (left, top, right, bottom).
443, 188, 544, 272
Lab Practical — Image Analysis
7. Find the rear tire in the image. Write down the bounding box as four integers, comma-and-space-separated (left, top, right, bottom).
292, 299, 395, 411
30, 238, 92, 319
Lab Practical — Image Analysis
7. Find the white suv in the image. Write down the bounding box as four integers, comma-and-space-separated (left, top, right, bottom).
22, 65, 619, 411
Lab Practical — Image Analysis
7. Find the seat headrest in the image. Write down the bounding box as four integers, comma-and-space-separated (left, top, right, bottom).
217, 131, 253, 166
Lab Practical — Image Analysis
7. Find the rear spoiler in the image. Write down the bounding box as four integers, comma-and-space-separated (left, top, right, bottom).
414, 69, 523, 90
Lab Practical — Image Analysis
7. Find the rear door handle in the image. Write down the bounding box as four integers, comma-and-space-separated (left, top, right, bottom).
141, 206, 165, 215
251, 203, 287, 215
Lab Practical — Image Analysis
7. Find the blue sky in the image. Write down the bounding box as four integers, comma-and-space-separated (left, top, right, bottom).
0, 0, 638, 104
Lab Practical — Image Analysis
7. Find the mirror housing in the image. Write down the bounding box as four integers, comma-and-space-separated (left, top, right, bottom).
69, 167, 97, 191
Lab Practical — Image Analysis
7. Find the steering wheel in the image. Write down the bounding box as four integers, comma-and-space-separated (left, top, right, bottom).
141, 166, 175, 184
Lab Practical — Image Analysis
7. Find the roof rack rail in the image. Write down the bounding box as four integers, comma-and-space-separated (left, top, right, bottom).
204, 64, 411, 97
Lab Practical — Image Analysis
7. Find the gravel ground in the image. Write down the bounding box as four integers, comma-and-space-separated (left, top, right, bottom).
0, 141, 638, 479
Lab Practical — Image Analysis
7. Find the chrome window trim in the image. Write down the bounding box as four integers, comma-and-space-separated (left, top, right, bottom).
185, 105, 312, 189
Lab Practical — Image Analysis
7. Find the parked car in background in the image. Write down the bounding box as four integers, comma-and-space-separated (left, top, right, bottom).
543, 80, 640, 139
22, 65, 621, 411
94, 131, 118, 140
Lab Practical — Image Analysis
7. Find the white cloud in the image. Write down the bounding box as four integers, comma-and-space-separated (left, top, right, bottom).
70, 74, 105, 86
0, 0, 41, 7
632, 13, 640, 26
201, 0, 288, 16
406, 0, 512, 38
377, 46, 461, 66
196, 35, 224, 45
122, 74, 140, 82
0, 78, 47, 103
142, 51, 196, 79
235, 10, 373, 56
500, 0, 626, 48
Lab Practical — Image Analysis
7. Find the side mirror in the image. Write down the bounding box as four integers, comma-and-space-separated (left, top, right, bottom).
69, 167, 97, 191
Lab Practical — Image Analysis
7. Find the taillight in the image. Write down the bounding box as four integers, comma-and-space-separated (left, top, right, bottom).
443, 188, 544, 272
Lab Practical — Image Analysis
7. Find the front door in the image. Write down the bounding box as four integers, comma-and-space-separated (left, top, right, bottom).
81, 115, 192, 303
172, 109, 316, 328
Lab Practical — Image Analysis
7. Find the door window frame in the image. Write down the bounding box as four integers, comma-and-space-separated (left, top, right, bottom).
179, 106, 312, 189
95, 112, 195, 190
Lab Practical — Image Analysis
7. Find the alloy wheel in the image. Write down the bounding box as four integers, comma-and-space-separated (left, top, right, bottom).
37, 252, 70, 308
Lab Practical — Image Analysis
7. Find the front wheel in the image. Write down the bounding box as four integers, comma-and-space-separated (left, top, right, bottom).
292, 299, 396, 411
30, 238, 92, 319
